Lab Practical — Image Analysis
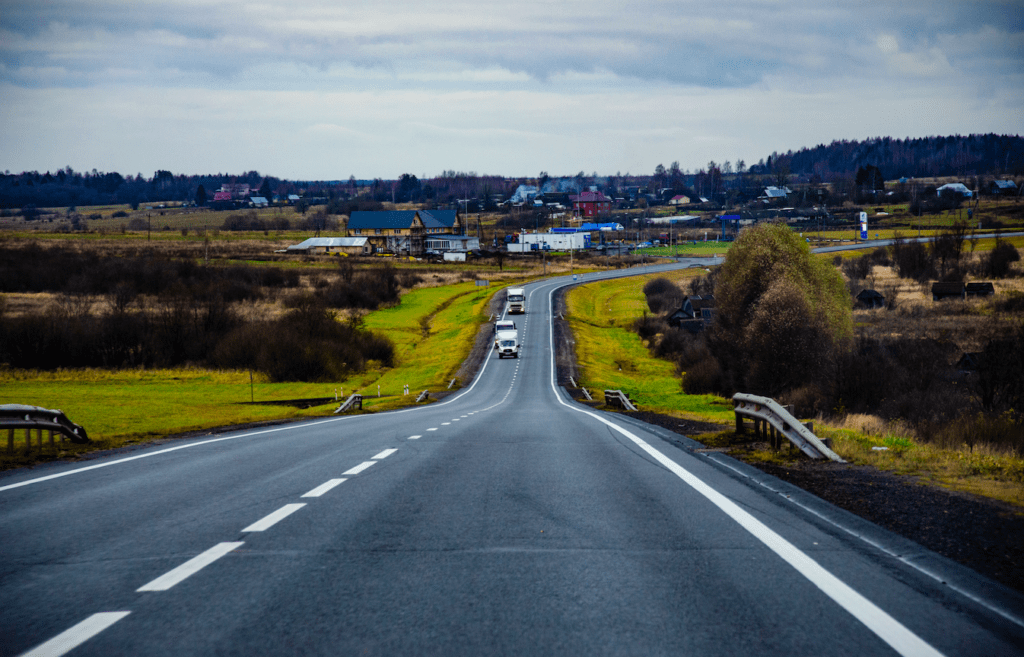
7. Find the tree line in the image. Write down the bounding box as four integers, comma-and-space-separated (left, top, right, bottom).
3, 133, 1020, 214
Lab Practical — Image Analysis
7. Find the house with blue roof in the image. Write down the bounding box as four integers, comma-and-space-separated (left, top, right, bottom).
347, 210, 464, 255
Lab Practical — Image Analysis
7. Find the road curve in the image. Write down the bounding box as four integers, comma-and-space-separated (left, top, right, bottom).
2, 261, 1022, 656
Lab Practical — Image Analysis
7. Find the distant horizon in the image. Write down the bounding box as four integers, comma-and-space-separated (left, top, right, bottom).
6, 131, 1023, 184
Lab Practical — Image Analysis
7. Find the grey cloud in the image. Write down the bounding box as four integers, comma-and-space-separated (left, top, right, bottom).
0, 0, 1021, 91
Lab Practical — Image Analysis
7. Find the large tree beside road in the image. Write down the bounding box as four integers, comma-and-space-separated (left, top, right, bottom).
710, 222, 852, 398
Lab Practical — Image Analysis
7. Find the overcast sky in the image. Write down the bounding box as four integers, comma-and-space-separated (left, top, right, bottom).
1, 0, 1022, 180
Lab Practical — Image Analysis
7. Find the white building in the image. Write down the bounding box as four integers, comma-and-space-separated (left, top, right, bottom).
506, 231, 589, 252
936, 183, 973, 198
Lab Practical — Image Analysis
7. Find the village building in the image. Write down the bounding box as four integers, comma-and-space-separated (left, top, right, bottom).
285, 237, 371, 255
856, 289, 885, 309
570, 191, 613, 217
346, 210, 464, 256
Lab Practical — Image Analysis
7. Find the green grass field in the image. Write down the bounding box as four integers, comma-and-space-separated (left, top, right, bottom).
563, 269, 1024, 507
565, 270, 734, 424
0, 281, 498, 464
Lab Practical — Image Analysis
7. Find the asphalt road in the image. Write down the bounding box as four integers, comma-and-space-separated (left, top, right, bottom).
2, 261, 1023, 656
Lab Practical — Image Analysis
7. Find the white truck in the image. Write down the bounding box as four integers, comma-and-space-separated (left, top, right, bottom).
493, 320, 520, 359
506, 287, 526, 314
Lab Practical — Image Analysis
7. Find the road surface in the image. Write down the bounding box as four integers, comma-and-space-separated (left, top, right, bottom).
2, 261, 1022, 656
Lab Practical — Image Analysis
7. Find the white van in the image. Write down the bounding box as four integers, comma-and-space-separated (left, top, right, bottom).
495, 331, 519, 358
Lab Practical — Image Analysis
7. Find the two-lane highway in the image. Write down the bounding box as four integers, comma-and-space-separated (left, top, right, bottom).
2, 261, 1022, 656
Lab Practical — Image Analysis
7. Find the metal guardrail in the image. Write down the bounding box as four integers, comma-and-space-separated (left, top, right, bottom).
0, 404, 90, 455
580, 387, 592, 401
415, 390, 430, 403
333, 394, 363, 414
732, 393, 844, 462
604, 390, 638, 411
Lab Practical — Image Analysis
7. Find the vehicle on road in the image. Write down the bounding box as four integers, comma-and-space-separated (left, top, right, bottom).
506, 287, 526, 314
495, 331, 519, 358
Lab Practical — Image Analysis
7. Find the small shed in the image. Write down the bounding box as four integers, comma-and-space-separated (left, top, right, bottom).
286, 237, 371, 255
965, 282, 995, 297
856, 289, 885, 309
989, 180, 1018, 196
931, 282, 965, 301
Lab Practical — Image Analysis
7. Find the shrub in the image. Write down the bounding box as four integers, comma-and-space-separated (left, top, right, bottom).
890, 236, 935, 281
211, 297, 394, 382
841, 254, 871, 281
710, 223, 851, 398
642, 277, 683, 313
111, 210, 129, 218
922, 413, 1024, 456
682, 353, 724, 395
985, 239, 1021, 278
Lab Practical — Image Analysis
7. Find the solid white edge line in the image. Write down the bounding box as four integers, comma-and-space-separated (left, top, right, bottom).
301, 478, 346, 498
242, 503, 306, 532
137, 542, 243, 592
343, 461, 376, 475
372, 448, 397, 460
20, 611, 131, 657
543, 283, 944, 657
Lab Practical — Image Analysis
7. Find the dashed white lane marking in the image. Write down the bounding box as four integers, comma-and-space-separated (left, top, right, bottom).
452, 419, 460, 422
137, 542, 244, 592
372, 449, 397, 460
426, 428, 438, 432
20, 611, 131, 657
301, 479, 346, 498
408, 435, 422, 440
242, 503, 306, 532
441, 422, 451, 426
460, 415, 468, 418
343, 461, 376, 475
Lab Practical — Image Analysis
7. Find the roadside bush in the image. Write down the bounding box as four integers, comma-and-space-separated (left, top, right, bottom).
682, 352, 724, 395
632, 313, 667, 343
221, 212, 290, 232
687, 270, 717, 296
211, 297, 394, 382
869, 246, 892, 267
313, 264, 401, 310
890, 236, 935, 281
918, 413, 1024, 457
0, 244, 296, 299
841, 254, 871, 281
642, 277, 683, 313
984, 239, 1021, 278
399, 270, 424, 288
710, 223, 851, 399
